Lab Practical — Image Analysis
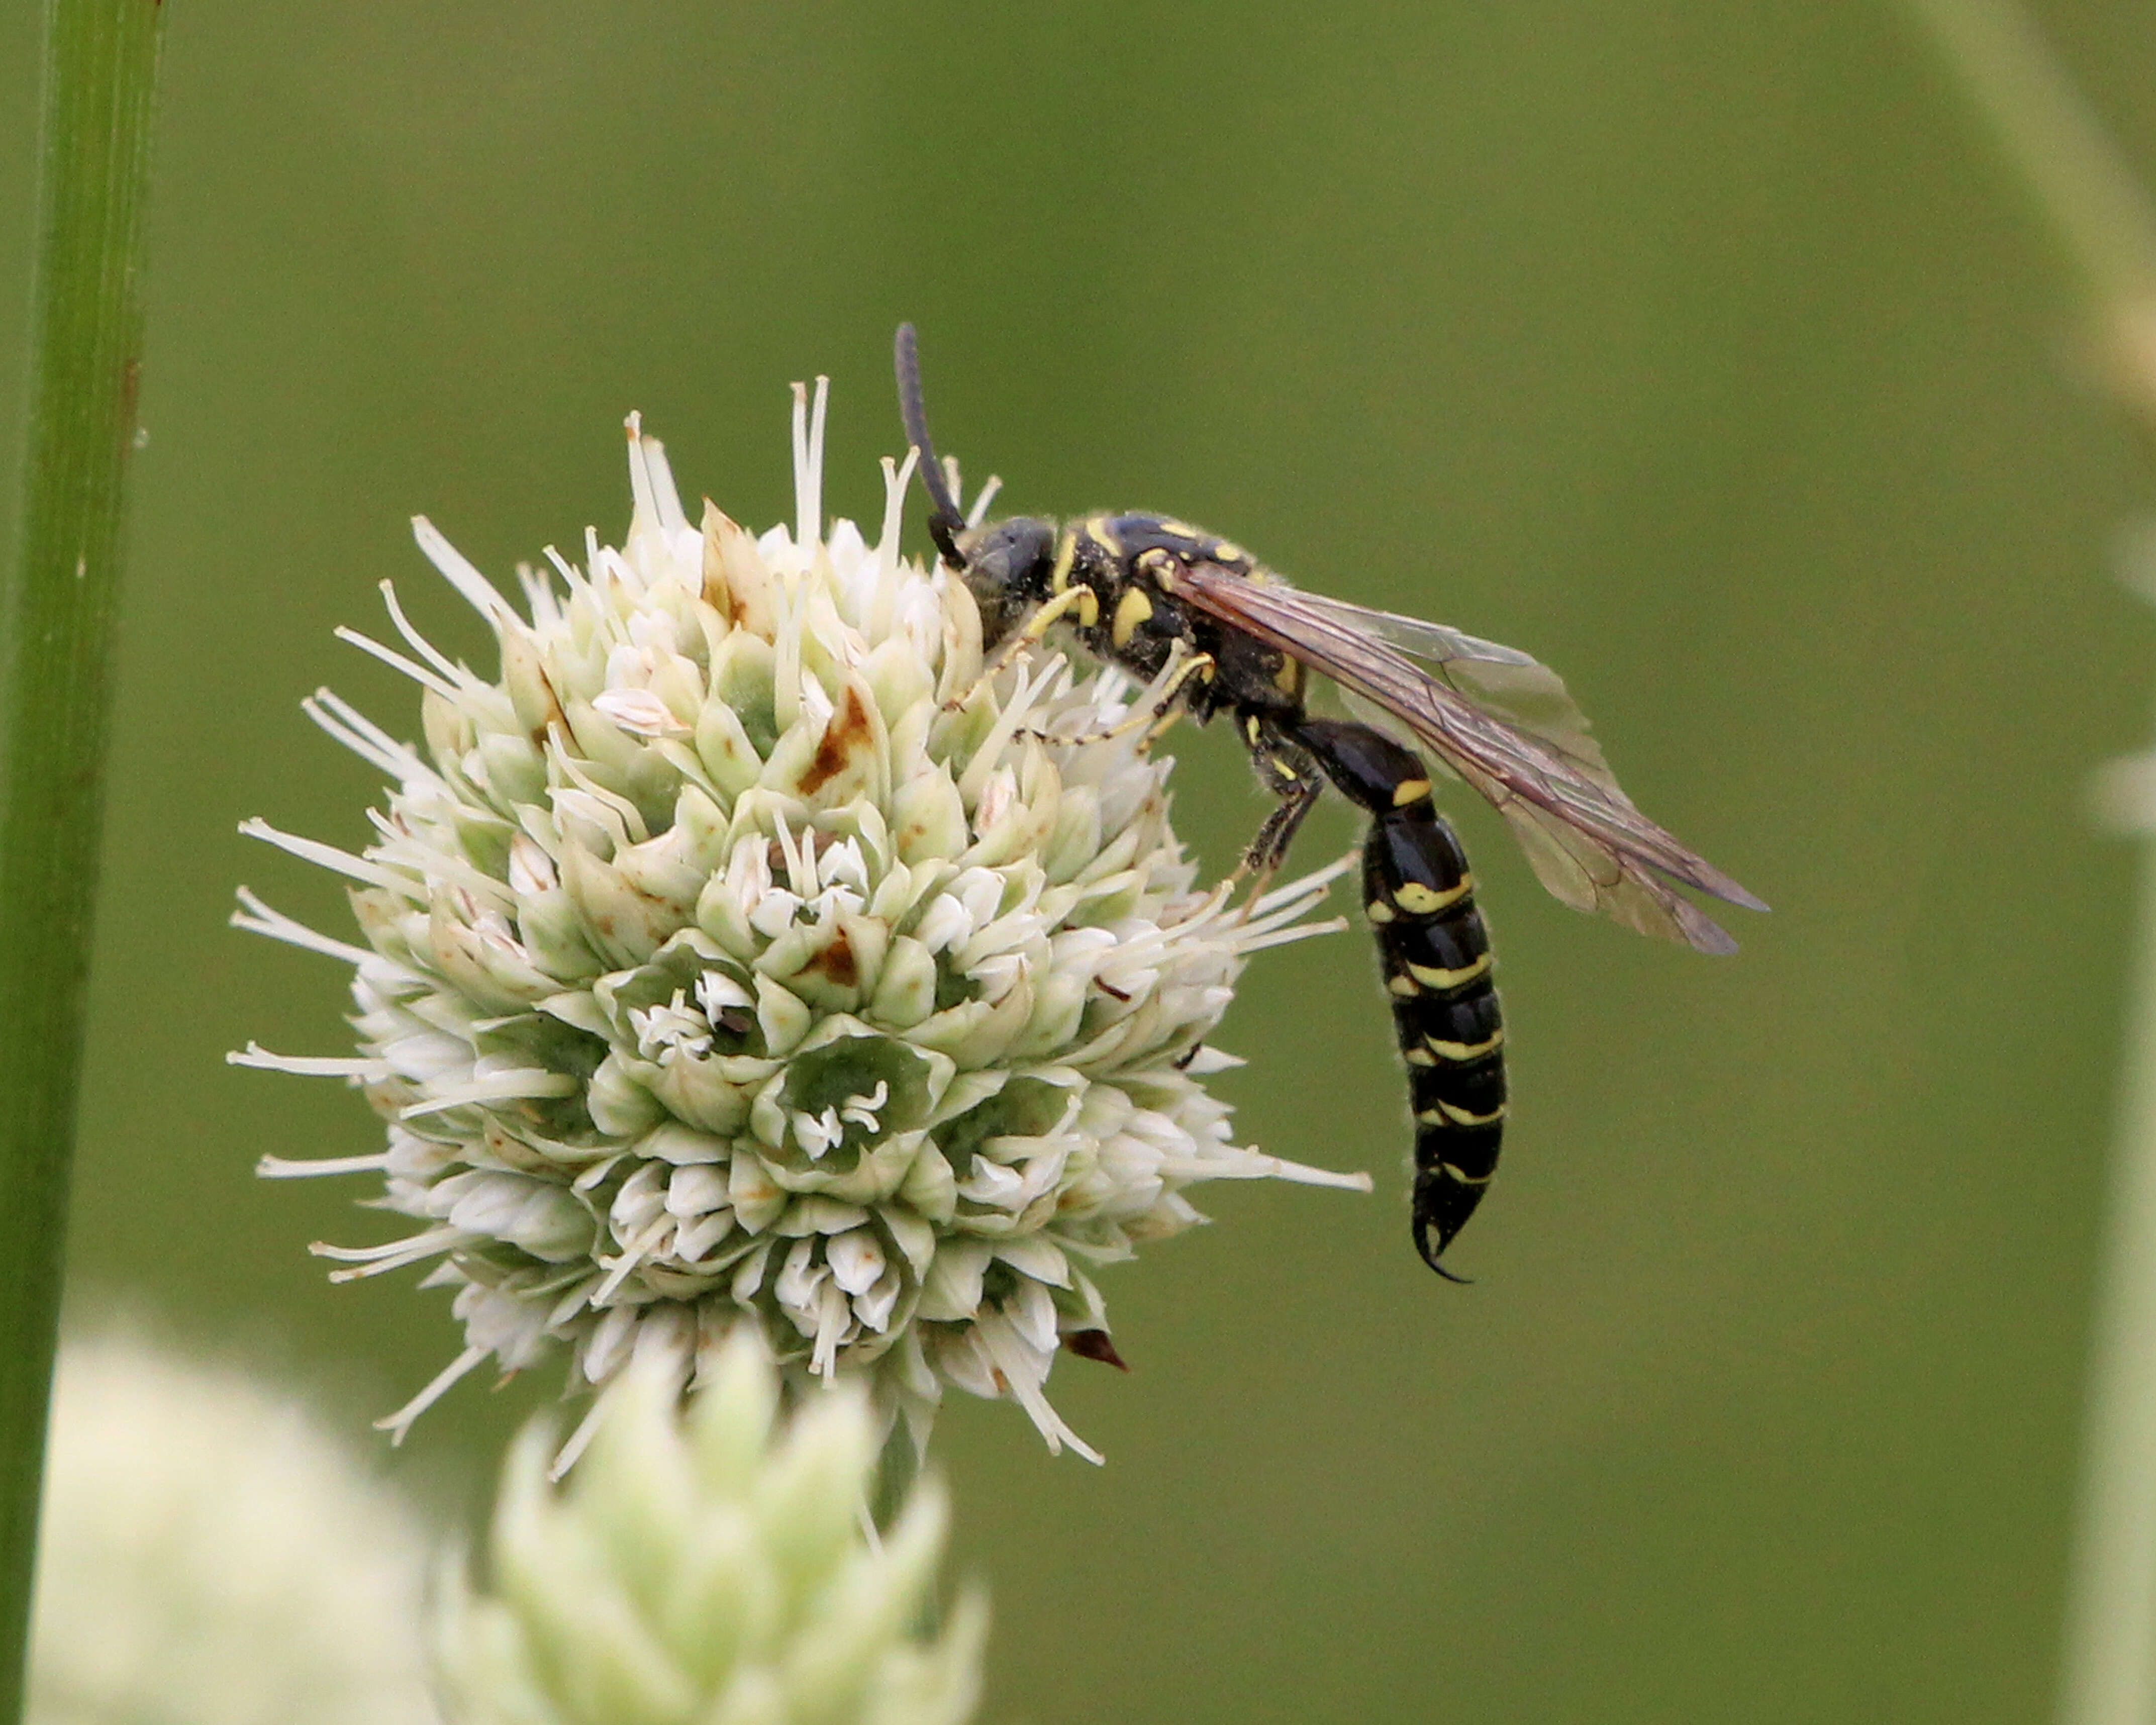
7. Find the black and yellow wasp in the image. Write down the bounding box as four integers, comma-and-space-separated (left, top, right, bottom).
895, 324, 1765, 1277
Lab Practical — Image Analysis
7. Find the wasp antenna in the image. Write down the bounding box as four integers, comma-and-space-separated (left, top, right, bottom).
894, 323, 967, 565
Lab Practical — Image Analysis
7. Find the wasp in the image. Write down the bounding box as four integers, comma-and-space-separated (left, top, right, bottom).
894, 325, 1766, 1277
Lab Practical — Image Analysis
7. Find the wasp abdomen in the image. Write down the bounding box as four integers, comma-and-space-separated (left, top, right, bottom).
1292, 717, 1506, 1276
1365, 821, 1506, 1275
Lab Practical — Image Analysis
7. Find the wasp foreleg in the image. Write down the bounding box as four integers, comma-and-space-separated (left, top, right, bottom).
945, 582, 1095, 713
1022, 648, 1217, 751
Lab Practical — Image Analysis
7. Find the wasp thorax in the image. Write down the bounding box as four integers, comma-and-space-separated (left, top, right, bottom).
956, 515, 1059, 647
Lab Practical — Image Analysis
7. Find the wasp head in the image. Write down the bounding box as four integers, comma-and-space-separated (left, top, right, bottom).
952, 515, 1058, 648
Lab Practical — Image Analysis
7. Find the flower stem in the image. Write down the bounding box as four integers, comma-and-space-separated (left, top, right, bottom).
1900, 6, 2156, 1721
2061, 818, 2156, 1725
1900, 0, 2156, 428
0, 1, 165, 1720
1901, 0, 2156, 308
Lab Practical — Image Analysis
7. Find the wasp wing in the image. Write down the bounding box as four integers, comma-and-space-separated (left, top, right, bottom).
1170, 564, 1767, 954
1270, 586, 1624, 784
1271, 592, 1539, 670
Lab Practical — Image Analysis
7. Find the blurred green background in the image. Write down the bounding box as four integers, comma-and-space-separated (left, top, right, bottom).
8, 2, 2153, 1719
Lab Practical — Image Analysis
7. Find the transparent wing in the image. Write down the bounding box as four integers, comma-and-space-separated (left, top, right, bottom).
1275, 589, 1538, 670
1172, 563, 1768, 953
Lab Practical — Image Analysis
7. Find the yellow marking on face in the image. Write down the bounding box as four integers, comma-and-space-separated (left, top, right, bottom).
1365, 898, 1395, 924
1406, 953, 1492, 990
1111, 586, 1154, 648
1426, 1028, 1505, 1062
1074, 586, 1100, 629
1388, 973, 1420, 999
1440, 1162, 1496, 1186
1272, 656, 1304, 695
1434, 1099, 1506, 1128
1391, 778, 1432, 807
1049, 532, 1078, 595
1273, 757, 1298, 780
1393, 877, 1473, 916
1245, 715, 1263, 744
1404, 1046, 1436, 1067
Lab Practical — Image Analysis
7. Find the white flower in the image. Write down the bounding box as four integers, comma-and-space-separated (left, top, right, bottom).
433, 1334, 984, 1725
235, 377, 1362, 1463
30, 1331, 436, 1725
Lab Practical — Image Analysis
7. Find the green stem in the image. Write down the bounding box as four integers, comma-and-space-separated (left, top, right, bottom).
1901, 0, 2156, 311
1901, 6, 2156, 1721
2062, 804, 2156, 1725
0, 2, 165, 1720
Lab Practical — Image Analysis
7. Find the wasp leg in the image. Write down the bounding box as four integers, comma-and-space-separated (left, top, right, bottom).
1022, 650, 1216, 751
1138, 652, 1216, 751
944, 583, 1094, 712
1228, 717, 1325, 911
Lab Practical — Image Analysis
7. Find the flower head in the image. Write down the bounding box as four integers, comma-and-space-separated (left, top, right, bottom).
433, 1334, 984, 1725
237, 378, 1361, 1461
31, 1332, 435, 1725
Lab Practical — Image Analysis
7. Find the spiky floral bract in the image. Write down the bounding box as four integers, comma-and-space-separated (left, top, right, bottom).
235, 378, 1361, 1463
434, 1334, 984, 1725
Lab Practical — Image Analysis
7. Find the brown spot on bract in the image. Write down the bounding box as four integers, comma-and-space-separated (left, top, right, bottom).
800, 683, 874, 795
1066, 1330, 1130, 1371
811, 923, 858, 988
697, 499, 737, 622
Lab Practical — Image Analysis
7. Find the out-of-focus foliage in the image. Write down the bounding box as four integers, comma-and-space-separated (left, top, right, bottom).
30, 1332, 434, 1725
4, 3, 2149, 1720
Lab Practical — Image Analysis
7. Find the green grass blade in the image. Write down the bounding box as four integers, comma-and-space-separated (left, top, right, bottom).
0, 1, 166, 1719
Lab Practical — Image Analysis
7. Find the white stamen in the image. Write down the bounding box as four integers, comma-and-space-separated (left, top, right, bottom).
839, 1081, 888, 1132
227, 1043, 393, 1081
374, 1345, 489, 1445
230, 888, 401, 973
256, 1152, 393, 1179
315, 1225, 471, 1282
411, 517, 517, 626
1170, 1148, 1373, 1191
1237, 914, 1350, 953
974, 1312, 1102, 1465
546, 1393, 613, 1482
333, 626, 462, 702
302, 690, 428, 782
239, 818, 412, 893
375, 579, 471, 688
791, 377, 831, 552
875, 447, 920, 587
399, 1070, 580, 1118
